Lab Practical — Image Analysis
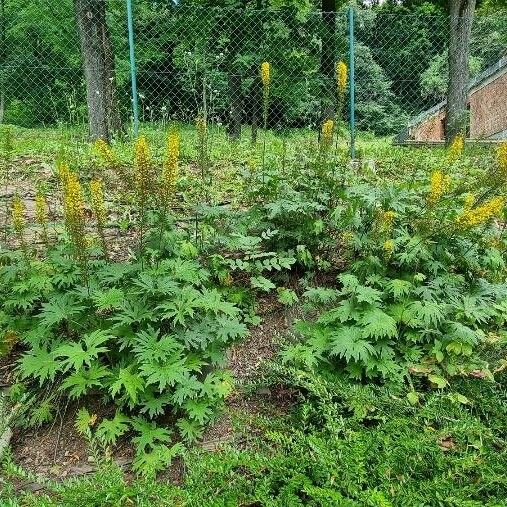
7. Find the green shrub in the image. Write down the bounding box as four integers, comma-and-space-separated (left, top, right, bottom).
282, 146, 507, 382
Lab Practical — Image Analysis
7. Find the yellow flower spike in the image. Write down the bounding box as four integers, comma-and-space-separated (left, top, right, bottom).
497, 141, 507, 180
57, 161, 71, 185
35, 192, 48, 226
90, 179, 107, 229
428, 170, 450, 204
383, 239, 395, 256
455, 196, 504, 228
378, 210, 396, 233
260, 62, 270, 88
12, 196, 25, 236
163, 130, 180, 201
195, 116, 207, 140
447, 134, 464, 164
336, 61, 348, 95
35, 191, 49, 244
320, 119, 334, 152
90, 180, 108, 258
62, 171, 87, 260
93, 139, 116, 168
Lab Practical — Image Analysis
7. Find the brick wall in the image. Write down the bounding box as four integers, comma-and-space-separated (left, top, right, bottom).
469, 69, 507, 138
410, 108, 446, 141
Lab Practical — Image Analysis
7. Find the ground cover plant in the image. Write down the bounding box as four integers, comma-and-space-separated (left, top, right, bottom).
0, 118, 507, 505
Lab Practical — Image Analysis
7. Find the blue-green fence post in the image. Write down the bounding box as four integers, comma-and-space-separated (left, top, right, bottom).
348, 5, 356, 159
126, 0, 139, 137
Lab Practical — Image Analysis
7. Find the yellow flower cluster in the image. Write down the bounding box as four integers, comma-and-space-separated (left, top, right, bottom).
93, 139, 116, 168
447, 134, 464, 164
455, 196, 504, 228
378, 210, 396, 233
12, 196, 25, 235
428, 170, 450, 204
261, 62, 270, 88
383, 239, 394, 255
336, 61, 348, 95
320, 119, 334, 152
134, 136, 151, 201
163, 131, 180, 201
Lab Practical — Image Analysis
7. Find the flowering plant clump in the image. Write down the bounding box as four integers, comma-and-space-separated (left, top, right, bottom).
0, 131, 258, 477
281, 141, 507, 385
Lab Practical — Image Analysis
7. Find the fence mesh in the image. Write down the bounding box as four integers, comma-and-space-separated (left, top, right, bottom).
0, 1, 506, 143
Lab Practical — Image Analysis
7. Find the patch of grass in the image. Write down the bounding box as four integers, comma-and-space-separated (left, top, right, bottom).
2, 356, 506, 506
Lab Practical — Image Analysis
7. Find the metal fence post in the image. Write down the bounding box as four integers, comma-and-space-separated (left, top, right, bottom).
126, 0, 139, 137
348, 5, 356, 159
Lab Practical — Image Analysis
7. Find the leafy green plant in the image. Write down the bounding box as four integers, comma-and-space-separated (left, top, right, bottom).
282, 149, 507, 383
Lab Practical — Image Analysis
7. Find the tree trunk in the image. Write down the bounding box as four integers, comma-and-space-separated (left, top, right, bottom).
446, 0, 476, 143
0, 93, 4, 124
320, 0, 336, 123
0, 0, 5, 124
227, 72, 242, 140
74, 0, 121, 141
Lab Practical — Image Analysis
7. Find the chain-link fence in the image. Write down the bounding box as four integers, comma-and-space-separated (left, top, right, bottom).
0, 1, 506, 144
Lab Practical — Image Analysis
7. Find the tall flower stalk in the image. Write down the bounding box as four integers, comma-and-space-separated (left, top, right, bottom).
320, 119, 334, 154
11, 195, 26, 254
134, 136, 152, 256
162, 130, 180, 209
195, 115, 209, 201
90, 179, 108, 259
35, 190, 49, 246
336, 61, 348, 126
447, 134, 464, 164
2, 127, 13, 240
260, 62, 271, 180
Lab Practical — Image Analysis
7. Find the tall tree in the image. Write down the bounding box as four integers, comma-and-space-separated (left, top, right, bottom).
321, 0, 337, 122
74, 0, 121, 141
446, 0, 476, 142
0, 0, 5, 124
